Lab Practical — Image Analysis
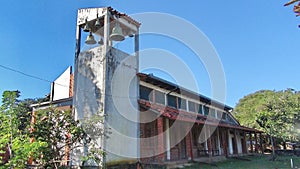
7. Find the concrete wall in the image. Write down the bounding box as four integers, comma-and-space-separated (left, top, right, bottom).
228, 132, 243, 155
73, 47, 105, 165
104, 48, 139, 165
228, 133, 233, 155
74, 47, 105, 120
236, 133, 243, 154
73, 46, 139, 166
52, 66, 71, 101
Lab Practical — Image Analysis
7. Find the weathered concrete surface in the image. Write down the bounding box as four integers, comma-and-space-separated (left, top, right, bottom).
72, 47, 105, 166
104, 48, 139, 164
74, 47, 104, 120
73, 46, 139, 166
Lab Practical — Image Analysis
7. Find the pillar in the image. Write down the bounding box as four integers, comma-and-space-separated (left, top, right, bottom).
165, 118, 171, 160
233, 129, 238, 154
243, 131, 247, 154
249, 132, 254, 153
221, 128, 228, 157
260, 133, 264, 154
206, 126, 212, 157
157, 117, 165, 162
254, 132, 258, 153
185, 130, 193, 161
217, 128, 221, 156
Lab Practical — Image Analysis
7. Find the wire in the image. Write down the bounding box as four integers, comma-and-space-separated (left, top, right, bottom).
0, 64, 139, 99
0, 64, 52, 83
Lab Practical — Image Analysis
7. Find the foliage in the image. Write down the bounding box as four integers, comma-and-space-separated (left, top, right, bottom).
30, 107, 86, 168
234, 90, 274, 130
0, 90, 106, 168
234, 89, 300, 142
0, 91, 44, 169
256, 89, 300, 141
29, 108, 106, 168
80, 113, 106, 166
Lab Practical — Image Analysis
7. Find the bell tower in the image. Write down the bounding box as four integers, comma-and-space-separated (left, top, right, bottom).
72, 7, 140, 167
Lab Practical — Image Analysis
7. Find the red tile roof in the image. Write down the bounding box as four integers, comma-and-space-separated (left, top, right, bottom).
139, 99, 262, 133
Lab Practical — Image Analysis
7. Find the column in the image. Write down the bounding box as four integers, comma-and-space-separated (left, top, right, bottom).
254, 132, 258, 153
157, 117, 165, 162
165, 119, 171, 160
249, 132, 254, 153
243, 131, 247, 154
221, 128, 228, 157
185, 130, 193, 161
260, 133, 264, 154
217, 128, 221, 156
233, 129, 238, 154
206, 126, 212, 157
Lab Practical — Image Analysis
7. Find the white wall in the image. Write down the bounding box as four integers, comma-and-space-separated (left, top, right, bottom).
228, 133, 233, 155
52, 66, 71, 101
104, 48, 139, 164
72, 47, 105, 165
228, 131, 243, 155
236, 133, 243, 154
73, 46, 139, 166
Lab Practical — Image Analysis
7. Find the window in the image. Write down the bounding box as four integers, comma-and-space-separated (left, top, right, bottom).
188, 101, 196, 112
217, 110, 223, 119
197, 104, 203, 114
155, 91, 165, 105
222, 113, 228, 120
178, 98, 187, 110
226, 114, 238, 125
167, 94, 177, 108
203, 106, 209, 116
222, 113, 237, 124
210, 108, 216, 118
140, 86, 153, 101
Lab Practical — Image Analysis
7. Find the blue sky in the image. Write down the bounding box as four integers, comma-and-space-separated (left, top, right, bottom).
0, 0, 299, 107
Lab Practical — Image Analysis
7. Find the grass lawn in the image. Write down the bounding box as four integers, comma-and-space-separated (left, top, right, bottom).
184, 155, 300, 169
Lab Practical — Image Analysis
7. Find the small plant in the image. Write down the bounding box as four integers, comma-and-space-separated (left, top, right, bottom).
80, 112, 107, 168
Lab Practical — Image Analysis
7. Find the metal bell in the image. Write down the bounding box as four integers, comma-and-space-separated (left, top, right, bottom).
95, 18, 101, 29
128, 30, 134, 37
83, 19, 90, 32
85, 32, 96, 45
110, 22, 125, 41
98, 38, 104, 45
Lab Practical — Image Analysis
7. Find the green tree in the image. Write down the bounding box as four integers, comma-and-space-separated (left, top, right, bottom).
235, 89, 300, 147
0, 91, 105, 168
30, 107, 85, 168
255, 89, 300, 159
234, 90, 275, 130
30, 108, 106, 168
0, 91, 44, 169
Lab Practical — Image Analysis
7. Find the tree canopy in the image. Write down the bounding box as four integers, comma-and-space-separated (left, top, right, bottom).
0, 90, 105, 168
0, 90, 42, 169
29, 107, 86, 168
234, 89, 300, 142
